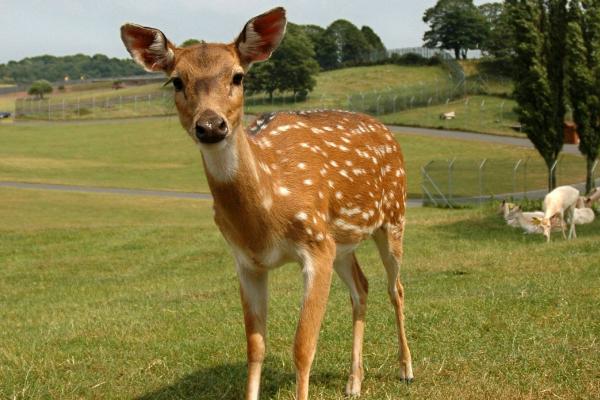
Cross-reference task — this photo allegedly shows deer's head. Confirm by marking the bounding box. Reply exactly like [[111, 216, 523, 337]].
[[120, 7, 286, 147]]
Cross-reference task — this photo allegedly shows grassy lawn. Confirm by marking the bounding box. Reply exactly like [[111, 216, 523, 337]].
[[0, 188, 598, 399], [381, 95, 520, 137], [0, 117, 571, 199]]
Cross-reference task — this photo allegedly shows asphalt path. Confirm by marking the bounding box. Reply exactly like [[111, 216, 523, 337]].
[[0, 121, 583, 206]]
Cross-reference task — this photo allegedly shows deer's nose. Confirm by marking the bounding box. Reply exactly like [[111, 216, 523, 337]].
[[195, 111, 229, 144]]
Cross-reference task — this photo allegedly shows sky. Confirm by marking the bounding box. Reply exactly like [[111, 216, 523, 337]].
[[0, 0, 490, 64]]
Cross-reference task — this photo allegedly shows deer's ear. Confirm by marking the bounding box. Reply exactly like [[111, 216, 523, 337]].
[[121, 23, 175, 72], [235, 7, 287, 67]]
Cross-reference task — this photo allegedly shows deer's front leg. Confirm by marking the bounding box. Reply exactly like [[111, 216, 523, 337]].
[[237, 264, 268, 400], [294, 244, 335, 400]]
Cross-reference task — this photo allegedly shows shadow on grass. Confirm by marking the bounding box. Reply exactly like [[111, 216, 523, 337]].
[[434, 211, 545, 244], [136, 362, 344, 400]]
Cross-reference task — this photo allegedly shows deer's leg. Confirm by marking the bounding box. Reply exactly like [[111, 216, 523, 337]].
[[294, 243, 335, 400], [567, 207, 577, 239], [373, 224, 413, 383], [236, 265, 268, 400], [334, 251, 369, 396]]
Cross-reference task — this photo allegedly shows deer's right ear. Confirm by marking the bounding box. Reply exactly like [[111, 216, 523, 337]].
[[120, 23, 175, 73], [235, 7, 287, 67]]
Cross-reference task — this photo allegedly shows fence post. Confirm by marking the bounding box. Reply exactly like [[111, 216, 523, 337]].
[[48, 100, 51, 120], [448, 157, 456, 203], [376, 95, 382, 115], [592, 160, 599, 187], [62, 99, 65, 120], [512, 159, 522, 197], [523, 157, 530, 199], [77, 97, 80, 118], [479, 158, 488, 206]]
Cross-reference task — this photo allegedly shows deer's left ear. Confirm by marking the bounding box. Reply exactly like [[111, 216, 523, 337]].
[[121, 23, 176, 73], [235, 7, 287, 67]]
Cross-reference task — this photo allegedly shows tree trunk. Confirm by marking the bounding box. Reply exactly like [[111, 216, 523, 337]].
[[586, 157, 596, 194], [548, 164, 557, 191], [454, 48, 460, 60]]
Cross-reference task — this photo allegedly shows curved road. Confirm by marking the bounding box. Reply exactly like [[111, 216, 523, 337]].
[[0, 123, 582, 207]]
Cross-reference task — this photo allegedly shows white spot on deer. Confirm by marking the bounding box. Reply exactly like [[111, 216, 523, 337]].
[[259, 162, 271, 175], [324, 140, 337, 148], [262, 195, 273, 210], [323, 126, 334, 132], [320, 168, 327, 176], [372, 157, 378, 164], [395, 201, 400, 209], [353, 168, 366, 176], [318, 191, 324, 199], [341, 137, 351, 144], [297, 121, 308, 128], [303, 179, 313, 186], [330, 160, 338, 167], [328, 180, 335, 188], [339, 145, 349, 152], [297, 163, 306, 170], [311, 127, 325, 134], [316, 233, 324, 241], [295, 211, 308, 221], [312, 216, 317, 224], [340, 207, 362, 216], [300, 143, 310, 148], [269, 130, 281, 136], [345, 160, 353, 166], [336, 124, 345, 130], [362, 212, 370, 220], [395, 169, 402, 177], [335, 191, 343, 199], [277, 186, 290, 196], [278, 125, 291, 132], [339, 170, 351, 179], [306, 227, 313, 235]]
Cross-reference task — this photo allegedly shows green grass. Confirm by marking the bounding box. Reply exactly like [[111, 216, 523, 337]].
[[0, 117, 573, 198], [245, 65, 453, 114], [0, 188, 598, 399], [381, 95, 520, 137]]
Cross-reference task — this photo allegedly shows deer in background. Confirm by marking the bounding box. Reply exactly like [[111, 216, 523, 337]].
[[121, 7, 412, 399]]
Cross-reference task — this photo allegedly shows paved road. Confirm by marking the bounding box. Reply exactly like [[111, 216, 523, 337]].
[[388, 125, 581, 155], [0, 121, 581, 206], [0, 181, 424, 208]]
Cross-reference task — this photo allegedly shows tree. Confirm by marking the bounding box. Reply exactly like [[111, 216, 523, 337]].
[[361, 26, 387, 61], [245, 23, 319, 100], [508, 0, 569, 190], [423, 0, 490, 59], [181, 39, 201, 47], [28, 80, 53, 99], [565, 0, 600, 193], [301, 24, 339, 70], [325, 20, 373, 67], [479, 2, 514, 59]]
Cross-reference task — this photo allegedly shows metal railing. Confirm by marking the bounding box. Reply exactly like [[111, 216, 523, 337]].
[[421, 157, 600, 207]]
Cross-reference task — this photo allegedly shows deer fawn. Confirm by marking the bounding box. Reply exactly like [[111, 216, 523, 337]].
[[121, 7, 412, 399]]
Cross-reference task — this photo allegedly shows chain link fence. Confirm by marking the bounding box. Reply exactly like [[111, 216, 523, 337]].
[[14, 90, 174, 120], [422, 157, 600, 207]]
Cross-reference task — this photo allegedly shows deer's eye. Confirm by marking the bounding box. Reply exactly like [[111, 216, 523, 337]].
[[172, 77, 184, 91], [232, 73, 244, 86]]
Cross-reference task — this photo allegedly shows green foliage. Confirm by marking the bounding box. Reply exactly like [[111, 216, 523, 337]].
[[566, 0, 600, 193], [0, 54, 145, 84], [27, 80, 53, 99], [508, 0, 569, 190], [478, 2, 514, 59], [423, 0, 490, 60], [325, 19, 375, 67], [245, 23, 319, 99], [360, 26, 387, 61], [180, 39, 201, 47]]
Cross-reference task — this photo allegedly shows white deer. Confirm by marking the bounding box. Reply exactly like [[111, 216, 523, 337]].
[[541, 186, 580, 242], [121, 7, 412, 400]]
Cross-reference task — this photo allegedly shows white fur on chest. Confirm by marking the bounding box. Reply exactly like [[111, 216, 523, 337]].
[[229, 239, 298, 270]]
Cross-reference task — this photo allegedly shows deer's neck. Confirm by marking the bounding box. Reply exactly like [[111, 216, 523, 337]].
[[201, 125, 275, 251]]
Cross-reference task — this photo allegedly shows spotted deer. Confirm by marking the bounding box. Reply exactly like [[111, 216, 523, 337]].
[[121, 7, 412, 399]]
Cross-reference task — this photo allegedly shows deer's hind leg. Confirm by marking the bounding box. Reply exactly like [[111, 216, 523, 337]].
[[334, 249, 369, 396], [373, 223, 413, 382]]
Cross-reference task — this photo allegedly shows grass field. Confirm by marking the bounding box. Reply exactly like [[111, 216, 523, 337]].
[[0, 187, 598, 399], [381, 95, 520, 137], [0, 117, 580, 199]]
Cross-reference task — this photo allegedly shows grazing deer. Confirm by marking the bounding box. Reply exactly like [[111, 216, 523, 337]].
[[121, 7, 412, 399]]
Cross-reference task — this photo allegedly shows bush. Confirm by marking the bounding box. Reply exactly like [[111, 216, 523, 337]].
[[28, 80, 53, 99]]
